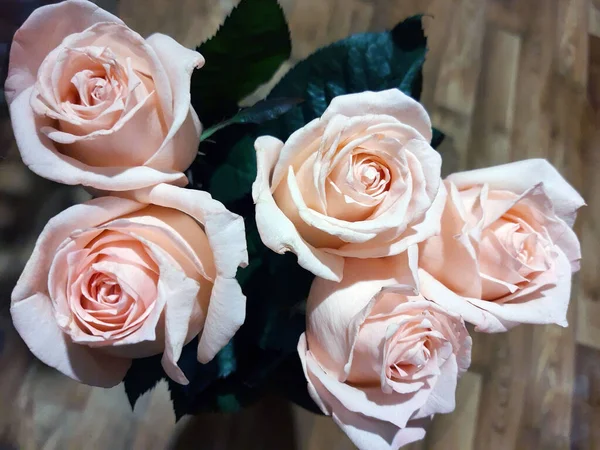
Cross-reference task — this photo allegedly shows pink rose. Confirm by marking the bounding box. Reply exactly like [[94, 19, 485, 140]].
[[11, 184, 248, 387], [299, 250, 472, 450], [419, 159, 584, 332], [5, 0, 204, 191], [253, 89, 446, 281]]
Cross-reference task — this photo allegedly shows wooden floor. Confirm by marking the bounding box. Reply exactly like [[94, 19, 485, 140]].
[[1, 0, 599, 448]]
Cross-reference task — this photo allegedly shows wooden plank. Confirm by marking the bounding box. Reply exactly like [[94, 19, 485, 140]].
[[293, 405, 356, 450], [432, 0, 486, 116], [486, 0, 533, 34], [427, 371, 482, 450], [556, 0, 588, 89], [431, 0, 486, 169], [473, 326, 532, 450], [510, 0, 558, 160], [119, 0, 236, 48], [421, 0, 460, 109], [515, 320, 576, 449], [369, 0, 433, 30], [590, 2, 600, 37], [571, 344, 600, 450], [468, 27, 521, 168], [288, 0, 337, 60], [576, 35, 600, 351]]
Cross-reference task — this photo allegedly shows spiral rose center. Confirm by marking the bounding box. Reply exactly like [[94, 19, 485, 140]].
[[59, 47, 128, 117], [352, 154, 391, 196], [63, 230, 160, 340], [384, 313, 440, 382]]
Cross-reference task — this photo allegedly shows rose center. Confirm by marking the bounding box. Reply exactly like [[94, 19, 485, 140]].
[[61, 47, 127, 112], [352, 154, 391, 196]]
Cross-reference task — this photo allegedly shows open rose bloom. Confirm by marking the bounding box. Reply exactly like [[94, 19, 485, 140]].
[[419, 159, 584, 332], [253, 89, 446, 281], [299, 250, 472, 450], [10, 184, 247, 387], [5, 0, 203, 191]]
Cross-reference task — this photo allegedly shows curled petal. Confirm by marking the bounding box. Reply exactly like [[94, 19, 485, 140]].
[[11, 293, 130, 387], [123, 183, 248, 363], [321, 89, 432, 143], [9, 88, 189, 190], [447, 159, 585, 228], [253, 136, 344, 281], [5, 0, 123, 103]]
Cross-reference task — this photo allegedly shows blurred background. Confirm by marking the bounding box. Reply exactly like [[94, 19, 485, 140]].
[[0, 0, 599, 448]]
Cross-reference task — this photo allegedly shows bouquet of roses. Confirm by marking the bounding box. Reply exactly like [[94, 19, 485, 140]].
[[5, 1, 584, 448]]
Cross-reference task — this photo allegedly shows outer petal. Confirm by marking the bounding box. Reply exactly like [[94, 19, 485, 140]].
[[11, 293, 131, 387], [12, 196, 144, 303], [419, 182, 483, 299], [158, 249, 202, 384], [419, 269, 507, 333], [306, 354, 430, 429], [253, 136, 344, 281], [466, 248, 572, 330], [306, 250, 419, 377], [298, 338, 426, 450], [270, 117, 324, 191], [4, 0, 123, 103], [123, 183, 248, 363], [447, 159, 585, 227], [9, 88, 189, 190], [144, 33, 204, 173], [321, 89, 433, 143]]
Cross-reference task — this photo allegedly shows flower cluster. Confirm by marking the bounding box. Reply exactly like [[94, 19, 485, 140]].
[[258, 89, 583, 448], [6, 1, 583, 449]]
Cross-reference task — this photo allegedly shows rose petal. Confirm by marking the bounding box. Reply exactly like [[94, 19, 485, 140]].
[[307, 250, 419, 378], [5, 0, 123, 103], [144, 33, 204, 173], [160, 257, 202, 385], [11, 293, 130, 388], [121, 183, 248, 363], [197, 277, 245, 363], [327, 180, 447, 258], [305, 350, 430, 430], [418, 269, 506, 332], [9, 87, 189, 190], [419, 182, 483, 298], [12, 197, 143, 304], [447, 159, 585, 228], [466, 247, 572, 329], [253, 136, 344, 281], [125, 183, 247, 279], [271, 118, 324, 190], [321, 89, 432, 143]]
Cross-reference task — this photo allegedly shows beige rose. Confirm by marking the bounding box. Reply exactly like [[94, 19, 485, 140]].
[[11, 184, 248, 387], [419, 159, 584, 332], [5, 0, 203, 191], [299, 250, 472, 450], [253, 89, 445, 281]]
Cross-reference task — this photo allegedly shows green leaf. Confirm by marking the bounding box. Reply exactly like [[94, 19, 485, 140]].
[[123, 354, 165, 409], [200, 97, 303, 141], [431, 127, 445, 149], [261, 15, 427, 141], [191, 0, 291, 126], [208, 135, 257, 205]]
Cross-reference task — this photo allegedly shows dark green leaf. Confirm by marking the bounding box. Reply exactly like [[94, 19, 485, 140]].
[[200, 98, 303, 141], [431, 127, 445, 149], [209, 135, 257, 204], [191, 0, 291, 126], [261, 15, 427, 141], [123, 354, 165, 409]]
